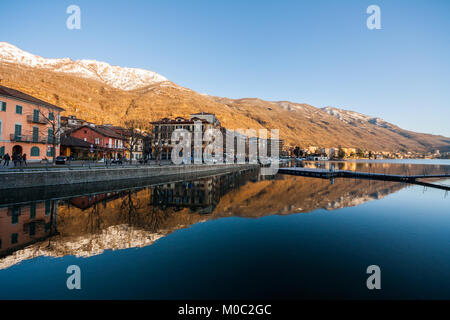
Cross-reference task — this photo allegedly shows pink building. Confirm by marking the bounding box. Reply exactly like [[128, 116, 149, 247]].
[[0, 85, 64, 162]]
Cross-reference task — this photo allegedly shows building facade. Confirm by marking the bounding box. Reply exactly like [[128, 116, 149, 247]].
[[151, 113, 222, 160], [67, 125, 126, 160], [0, 201, 57, 257], [0, 85, 64, 162]]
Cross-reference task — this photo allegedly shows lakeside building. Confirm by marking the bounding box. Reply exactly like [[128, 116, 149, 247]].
[[108, 126, 148, 161], [60, 115, 89, 134], [151, 112, 285, 161], [65, 124, 126, 160], [0, 201, 57, 257], [60, 135, 93, 159], [151, 113, 222, 160], [0, 85, 64, 161]]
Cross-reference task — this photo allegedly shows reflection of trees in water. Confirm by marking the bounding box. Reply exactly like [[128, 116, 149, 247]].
[[119, 189, 143, 227], [147, 186, 171, 232], [42, 200, 59, 250], [85, 201, 103, 234]]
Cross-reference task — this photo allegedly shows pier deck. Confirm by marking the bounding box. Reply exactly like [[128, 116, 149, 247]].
[[278, 167, 450, 191]]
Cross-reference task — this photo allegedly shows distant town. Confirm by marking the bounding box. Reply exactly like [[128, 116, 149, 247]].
[[0, 84, 448, 167]]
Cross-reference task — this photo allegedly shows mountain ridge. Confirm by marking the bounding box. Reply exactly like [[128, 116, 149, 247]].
[[0, 42, 168, 90], [0, 42, 449, 153]]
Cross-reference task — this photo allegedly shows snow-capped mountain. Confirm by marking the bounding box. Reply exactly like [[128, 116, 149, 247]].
[[0, 42, 168, 90], [321, 106, 393, 129]]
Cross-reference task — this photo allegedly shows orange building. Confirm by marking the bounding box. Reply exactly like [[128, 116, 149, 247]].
[[0, 201, 57, 256], [0, 85, 64, 162]]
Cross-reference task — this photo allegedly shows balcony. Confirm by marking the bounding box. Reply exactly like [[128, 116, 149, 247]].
[[10, 134, 48, 144], [27, 115, 48, 125]]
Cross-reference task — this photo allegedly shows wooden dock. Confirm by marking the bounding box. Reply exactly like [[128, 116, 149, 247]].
[[278, 167, 450, 191]]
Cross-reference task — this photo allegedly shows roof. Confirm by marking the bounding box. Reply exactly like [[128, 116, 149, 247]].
[[151, 118, 208, 125], [0, 85, 64, 111], [60, 136, 92, 148], [70, 125, 125, 139], [190, 112, 215, 116], [110, 127, 147, 139]]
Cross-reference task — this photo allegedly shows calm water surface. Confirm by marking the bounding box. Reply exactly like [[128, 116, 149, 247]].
[[0, 161, 449, 299]]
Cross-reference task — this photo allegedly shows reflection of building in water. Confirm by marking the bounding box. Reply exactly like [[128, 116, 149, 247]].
[[0, 201, 57, 257], [152, 170, 256, 214], [68, 192, 123, 210], [4, 164, 434, 268]]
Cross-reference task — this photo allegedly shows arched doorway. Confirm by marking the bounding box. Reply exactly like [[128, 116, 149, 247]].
[[12, 145, 23, 155]]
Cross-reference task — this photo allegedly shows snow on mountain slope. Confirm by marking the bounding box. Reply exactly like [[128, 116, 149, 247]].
[[321, 106, 393, 129], [0, 42, 168, 90]]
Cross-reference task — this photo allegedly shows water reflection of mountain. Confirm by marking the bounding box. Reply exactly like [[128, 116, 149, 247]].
[[0, 170, 406, 269]]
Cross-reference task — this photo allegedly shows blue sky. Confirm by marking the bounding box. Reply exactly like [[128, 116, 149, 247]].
[[1, 0, 449, 136]]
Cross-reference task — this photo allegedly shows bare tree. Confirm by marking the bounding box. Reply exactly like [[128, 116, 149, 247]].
[[117, 119, 150, 164]]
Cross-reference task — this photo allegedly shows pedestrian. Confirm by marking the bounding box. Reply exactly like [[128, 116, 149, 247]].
[[3, 153, 10, 167], [22, 153, 27, 166], [18, 154, 23, 168], [12, 152, 18, 167]]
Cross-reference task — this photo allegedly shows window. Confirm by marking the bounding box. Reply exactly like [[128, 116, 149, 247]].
[[14, 124, 22, 140], [30, 146, 40, 157], [95, 138, 100, 145], [11, 233, 18, 244], [48, 112, 54, 121], [0, 147, 4, 157], [32, 127, 39, 143], [0, 101, 6, 111], [30, 203, 36, 219], [11, 207, 20, 224], [47, 128, 53, 143], [45, 201, 51, 215], [16, 105, 22, 114], [33, 109, 40, 122], [29, 223, 36, 236]]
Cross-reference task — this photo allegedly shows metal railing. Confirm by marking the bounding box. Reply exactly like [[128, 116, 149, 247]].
[[9, 134, 47, 144], [26, 115, 48, 125]]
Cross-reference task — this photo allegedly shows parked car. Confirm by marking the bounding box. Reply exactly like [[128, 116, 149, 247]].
[[111, 158, 123, 165], [55, 156, 67, 165]]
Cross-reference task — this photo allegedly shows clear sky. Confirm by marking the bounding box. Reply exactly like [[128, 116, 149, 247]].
[[1, 0, 449, 136]]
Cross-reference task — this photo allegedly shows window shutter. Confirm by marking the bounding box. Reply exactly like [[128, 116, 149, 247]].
[[31, 146, 40, 157], [47, 128, 53, 143], [30, 203, 36, 219], [15, 124, 22, 140], [33, 127, 39, 142], [33, 109, 40, 122]]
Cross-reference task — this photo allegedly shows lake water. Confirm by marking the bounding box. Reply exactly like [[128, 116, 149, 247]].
[[0, 161, 449, 299]]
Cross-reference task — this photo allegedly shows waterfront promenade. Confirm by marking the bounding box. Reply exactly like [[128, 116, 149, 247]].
[[0, 162, 258, 190]]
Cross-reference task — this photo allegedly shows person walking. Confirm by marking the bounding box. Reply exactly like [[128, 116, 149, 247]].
[[3, 153, 10, 167], [12, 152, 18, 167], [22, 153, 27, 166], [18, 154, 23, 169]]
